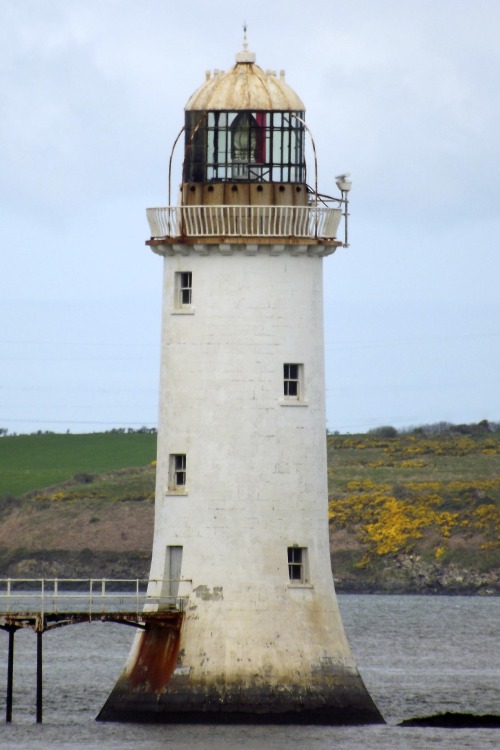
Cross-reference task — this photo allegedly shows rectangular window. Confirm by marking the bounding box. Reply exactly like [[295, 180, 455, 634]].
[[283, 363, 302, 399], [175, 272, 192, 308], [169, 454, 186, 490], [288, 546, 308, 583]]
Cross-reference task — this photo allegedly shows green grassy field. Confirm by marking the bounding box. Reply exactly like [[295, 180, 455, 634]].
[[0, 432, 157, 498]]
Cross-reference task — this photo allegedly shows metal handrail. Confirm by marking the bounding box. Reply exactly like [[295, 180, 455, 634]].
[[0, 578, 190, 617], [146, 204, 342, 241]]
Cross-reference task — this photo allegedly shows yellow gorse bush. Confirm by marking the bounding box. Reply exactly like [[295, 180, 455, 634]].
[[45, 491, 69, 501], [329, 476, 500, 564]]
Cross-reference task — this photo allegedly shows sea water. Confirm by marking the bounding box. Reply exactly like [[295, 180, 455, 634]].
[[0, 595, 498, 749]]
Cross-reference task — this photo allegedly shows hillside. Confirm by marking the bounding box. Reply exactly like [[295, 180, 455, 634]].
[[327, 430, 500, 593], [0, 428, 498, 593]]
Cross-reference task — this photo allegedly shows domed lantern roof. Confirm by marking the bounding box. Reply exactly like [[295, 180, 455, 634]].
[[185, 48, 305, 113]]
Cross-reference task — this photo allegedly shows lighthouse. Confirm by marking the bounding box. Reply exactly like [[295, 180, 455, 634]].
[[98, 38, 383, 724]]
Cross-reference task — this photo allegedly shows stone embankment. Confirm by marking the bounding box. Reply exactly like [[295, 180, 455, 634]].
[[332, 552, 500, 595]]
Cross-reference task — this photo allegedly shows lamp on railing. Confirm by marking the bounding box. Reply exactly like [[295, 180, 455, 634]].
[[335, 173, 352, 248]]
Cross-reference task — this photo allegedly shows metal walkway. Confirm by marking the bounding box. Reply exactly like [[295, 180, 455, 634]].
[[0, 578, 186, 723]]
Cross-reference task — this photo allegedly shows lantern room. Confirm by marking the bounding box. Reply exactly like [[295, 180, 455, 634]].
[[182, 39, 308, 208]]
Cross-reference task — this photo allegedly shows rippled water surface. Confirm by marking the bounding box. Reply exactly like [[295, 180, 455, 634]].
[[0, 595, 498, 749]]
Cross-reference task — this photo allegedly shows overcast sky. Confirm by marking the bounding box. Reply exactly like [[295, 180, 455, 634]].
[[1, 0, 499, 435]]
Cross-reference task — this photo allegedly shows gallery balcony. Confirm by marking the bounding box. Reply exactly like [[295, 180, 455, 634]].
[[146, 204, 343, 244]]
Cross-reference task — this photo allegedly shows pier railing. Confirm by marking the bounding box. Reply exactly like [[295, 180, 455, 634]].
[[0, 578, 189, 617], [146, 204, 342, 241]]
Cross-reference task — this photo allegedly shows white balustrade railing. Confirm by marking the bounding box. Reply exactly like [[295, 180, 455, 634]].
[[146, 205, 342, 240], [0, 578, 189, 617]]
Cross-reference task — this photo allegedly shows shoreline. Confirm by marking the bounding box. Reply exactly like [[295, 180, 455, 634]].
[[0, 549, 497, 596]]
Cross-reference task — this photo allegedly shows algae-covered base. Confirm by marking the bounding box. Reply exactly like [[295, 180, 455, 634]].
[[97, 674, 384, 725]]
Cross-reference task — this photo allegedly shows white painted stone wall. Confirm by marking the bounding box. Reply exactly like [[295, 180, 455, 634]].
[[147, 242, 357, 684]]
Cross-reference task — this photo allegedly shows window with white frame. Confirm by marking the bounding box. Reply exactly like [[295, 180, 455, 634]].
[[175, 271, 192, 308], [169, 454, 186, 491], [283, 363, 302, 399], [287, 546, 308, 583]]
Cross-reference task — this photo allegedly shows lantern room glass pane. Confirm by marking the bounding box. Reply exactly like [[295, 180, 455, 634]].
[[184, 110, 306, 184]]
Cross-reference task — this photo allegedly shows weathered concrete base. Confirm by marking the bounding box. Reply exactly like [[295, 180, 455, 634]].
[[97, 623, 384, 725]]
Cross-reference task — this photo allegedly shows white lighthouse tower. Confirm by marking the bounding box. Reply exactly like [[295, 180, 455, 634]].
[[99, 39, 383, 724]]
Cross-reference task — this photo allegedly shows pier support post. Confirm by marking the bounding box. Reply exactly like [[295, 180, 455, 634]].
[[6, 627, 15, 723], [36, 630, 43, 724]]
